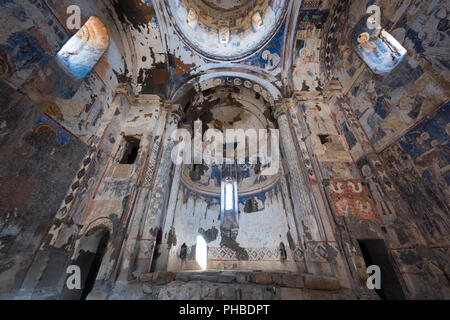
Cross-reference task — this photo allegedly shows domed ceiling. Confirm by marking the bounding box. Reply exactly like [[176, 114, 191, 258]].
[[163, 0, 289, 60]]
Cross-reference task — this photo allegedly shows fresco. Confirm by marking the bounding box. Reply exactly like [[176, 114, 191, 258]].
[[379, 102, 449, 245], [292, 8, 330, 92], [165, 0, 288, 59], [243, 23, 284, 71], [331, 0, 449, 151], [328, 179, 381, 223], [395, 0, 450, 80]]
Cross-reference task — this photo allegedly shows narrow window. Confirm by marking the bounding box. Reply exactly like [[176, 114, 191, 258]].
[[224, 182, 234, 211], [120, 136, 141, 165], [221, 177, 237, 214]]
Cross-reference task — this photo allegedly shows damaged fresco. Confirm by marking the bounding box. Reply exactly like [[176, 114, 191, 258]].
[[0, 0, 448, 302]]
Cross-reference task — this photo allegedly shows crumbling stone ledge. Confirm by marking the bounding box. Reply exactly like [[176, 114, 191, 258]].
[[139, 271, 340, 291]]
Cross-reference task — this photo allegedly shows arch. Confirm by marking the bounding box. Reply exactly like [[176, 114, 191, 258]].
[[170, 70, 284, 107], [57, 16, 110, 82], [80, 217, 114, 239]]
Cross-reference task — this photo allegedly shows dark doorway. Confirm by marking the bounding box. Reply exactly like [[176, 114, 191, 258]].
[[120, 136, 141, 164], [358, 239, 405, 300], [80, 232, 110, 300], [61, 230, 110, 300], [150, 229, 163, 272]]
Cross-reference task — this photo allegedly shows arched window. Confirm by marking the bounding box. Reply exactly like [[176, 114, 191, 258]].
[[221, 176, 238, 216], [353, 15, 407, 75], [57, 16, 109, 82]]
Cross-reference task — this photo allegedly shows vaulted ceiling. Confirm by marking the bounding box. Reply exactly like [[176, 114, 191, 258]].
[[111, 0, 336, 105]]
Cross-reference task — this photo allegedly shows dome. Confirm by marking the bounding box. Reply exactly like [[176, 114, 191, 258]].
[[164, 0, 289, 60]]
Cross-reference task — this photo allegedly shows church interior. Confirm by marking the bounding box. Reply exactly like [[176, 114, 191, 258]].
[[0, 0, 448, 300]]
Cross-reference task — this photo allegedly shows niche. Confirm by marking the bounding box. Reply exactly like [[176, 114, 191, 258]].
[[318, 134, 330, 145], [119, 136, 141, 165]]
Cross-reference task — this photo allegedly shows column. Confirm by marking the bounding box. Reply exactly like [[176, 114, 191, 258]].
[[273, 99, 325, 275], [115, 103, 167, 282], [153, 153, 183, 272], [133, 104, 183, 276]]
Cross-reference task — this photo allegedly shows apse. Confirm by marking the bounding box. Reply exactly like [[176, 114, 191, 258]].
[[166, 86, 292, 272]]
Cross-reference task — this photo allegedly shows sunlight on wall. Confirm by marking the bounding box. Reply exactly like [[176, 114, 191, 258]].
[[196, 235, 208, 271]]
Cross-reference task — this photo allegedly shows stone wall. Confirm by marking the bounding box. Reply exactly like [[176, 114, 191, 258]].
[[325, 0, 449, 299], [0, 0, 129, 296]]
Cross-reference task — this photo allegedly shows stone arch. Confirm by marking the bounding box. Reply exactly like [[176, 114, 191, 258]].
[[80, 217, 114, 239], [170, 70, 284, 108], [57, 16, 110, 82]]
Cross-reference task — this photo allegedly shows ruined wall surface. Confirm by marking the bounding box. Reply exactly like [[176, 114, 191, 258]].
[[0, 0, 129, 295], [167, 182, 300, 272], [324, 0, 449, 298], [292, 0, 331, 92], [111, 0, 166, 96], [332, 0, 448, 153], [165, 87, 302, 273], [0, 79, 86, 294]]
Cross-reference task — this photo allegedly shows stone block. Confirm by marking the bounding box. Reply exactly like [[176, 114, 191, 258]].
[[304, 275, 340, 291], [272, 273, 305, 288], [215, 286, 237, 300], [236, 273, 250, 284], [175, 273, 190, 282], [281, 287, 304, 300], [151, 272, 176, 285], [190, 275, 218, 282], [139, 273, 153, 282], [303, 290, 336, 300], [142, 283, 154, 295], [252, 272, 273, 285], [217, 274, 235, 283]]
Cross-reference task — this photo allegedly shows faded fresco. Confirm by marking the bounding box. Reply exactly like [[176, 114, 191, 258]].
[[0, 0, 448, 301], [167, 0, 288, 59]]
